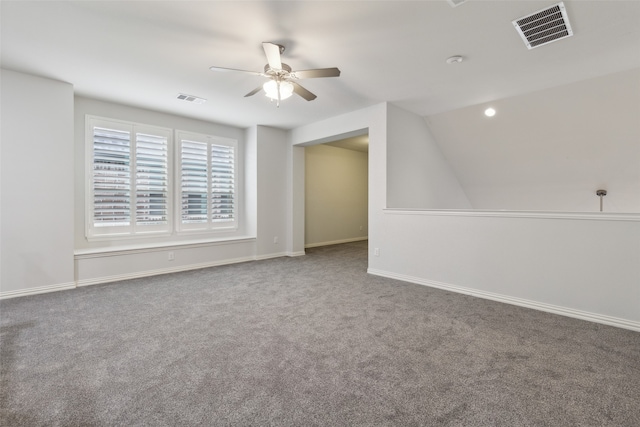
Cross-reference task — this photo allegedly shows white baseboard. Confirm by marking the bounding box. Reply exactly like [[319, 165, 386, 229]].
[[0, 282, 77, 300], [287, 251, 306, 257], [255, 252, 289, 261], [6, 251, 304, 298], [77, 256, 255, 287], [305, 237, 368, 249], [368, 268, 640, 332]]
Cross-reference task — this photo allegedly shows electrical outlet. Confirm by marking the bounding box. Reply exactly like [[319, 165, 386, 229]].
[[374, 248, 379, 256], [360, 225, 363, 231], [273, 236, 278, 244], [168, 251, 174, 261]]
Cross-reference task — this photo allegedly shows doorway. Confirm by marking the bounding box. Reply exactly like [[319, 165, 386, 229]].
[[304, 134, 369, 249]]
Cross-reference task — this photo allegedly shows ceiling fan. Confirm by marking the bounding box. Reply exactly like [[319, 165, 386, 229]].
[[209, 42, 340, 106]]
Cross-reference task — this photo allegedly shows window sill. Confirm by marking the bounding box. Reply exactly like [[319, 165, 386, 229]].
[[74, 236, 256, 259]]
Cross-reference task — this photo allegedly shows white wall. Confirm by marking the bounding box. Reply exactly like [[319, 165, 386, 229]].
[[289, 145, 306, 256], [290, 101, 640, 331], [1, 69, 75, 297], [73, 99, 294, 285], [371, 211, 640, 329], [426, 68, 640, 212], [387, 104, 471, 209], [72, 97, 255, 285], [289, 105, 384, 256], [305, 144, 368, 247], [4, 70, 638, 330], [254, 125, 290, 259], [291, 103, 387, 269], [74, 96, 249, 251]]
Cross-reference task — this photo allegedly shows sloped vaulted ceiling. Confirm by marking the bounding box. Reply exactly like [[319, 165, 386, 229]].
[[426, 68, 640, 213]]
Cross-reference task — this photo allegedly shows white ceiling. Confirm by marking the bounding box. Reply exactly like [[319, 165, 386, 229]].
[[2, 0, 640, 130], [326, 135, 369, 153]]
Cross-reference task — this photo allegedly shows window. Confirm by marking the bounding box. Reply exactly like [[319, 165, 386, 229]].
[[177, 131, 238, 232], [86, 116, 239, 240], [87, 117, 171, 238]]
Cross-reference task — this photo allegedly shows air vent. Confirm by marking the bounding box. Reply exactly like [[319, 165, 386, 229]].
[[177, 93, 206, 104], [513, 2, 573, 49]]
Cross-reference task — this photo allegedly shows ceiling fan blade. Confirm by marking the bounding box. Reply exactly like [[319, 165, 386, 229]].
[[290, 68, 341, 79], [209, 66, 263, 76], [244, 86, 263, 97], [262, 42, 283, 71], [291, 82, 317, 101]]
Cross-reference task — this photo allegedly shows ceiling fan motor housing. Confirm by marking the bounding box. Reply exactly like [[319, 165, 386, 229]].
[[264, 63, 292, 75]]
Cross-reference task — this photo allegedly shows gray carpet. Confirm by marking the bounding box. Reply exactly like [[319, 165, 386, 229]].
[[1, 241, 639, 426]]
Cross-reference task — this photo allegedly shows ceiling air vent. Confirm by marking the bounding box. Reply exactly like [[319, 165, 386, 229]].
[[177, 93, 206, 104], [513, 2, 573, 49]]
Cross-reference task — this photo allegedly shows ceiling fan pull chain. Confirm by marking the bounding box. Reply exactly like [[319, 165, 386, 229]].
[[277, 80, 281, 108]]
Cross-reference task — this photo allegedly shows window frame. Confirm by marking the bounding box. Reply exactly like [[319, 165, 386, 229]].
[[85, 116, 173, 240], [175, 130, 239, 234]]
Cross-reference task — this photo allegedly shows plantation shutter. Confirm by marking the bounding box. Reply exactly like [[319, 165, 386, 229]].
[[177, 132, 237, 231], [211, 143, 235, 222], [88, 117, 172, 238], [180, 140, 209, 223], [136, 132, 169, 225], [92, 126, 131, 227]]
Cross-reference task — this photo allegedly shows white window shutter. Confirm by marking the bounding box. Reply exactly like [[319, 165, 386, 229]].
[[177, 132, 237, 231], [88, 117, 172, 239], [87, 117, 237, 240], [180, 140, 209, 224], [92, 126, 131, 227], [135, 132, 169, 225], [210, 143, 235, 222]]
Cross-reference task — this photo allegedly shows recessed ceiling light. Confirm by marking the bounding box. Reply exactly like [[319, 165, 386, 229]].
[[484, 107, 496, 117], [446, 55, 464, 64]]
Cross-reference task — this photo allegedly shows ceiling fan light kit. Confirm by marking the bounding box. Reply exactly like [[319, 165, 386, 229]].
[[210, 42, 340, 107], [264, 80, 294, 101]]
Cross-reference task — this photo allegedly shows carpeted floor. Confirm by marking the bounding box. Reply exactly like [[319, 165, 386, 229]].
[[1, 241, 639, 426]]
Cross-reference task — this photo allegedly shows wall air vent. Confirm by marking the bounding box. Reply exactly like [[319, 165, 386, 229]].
[[177, 93, 207, 104], [513, 2, 573, 49]]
